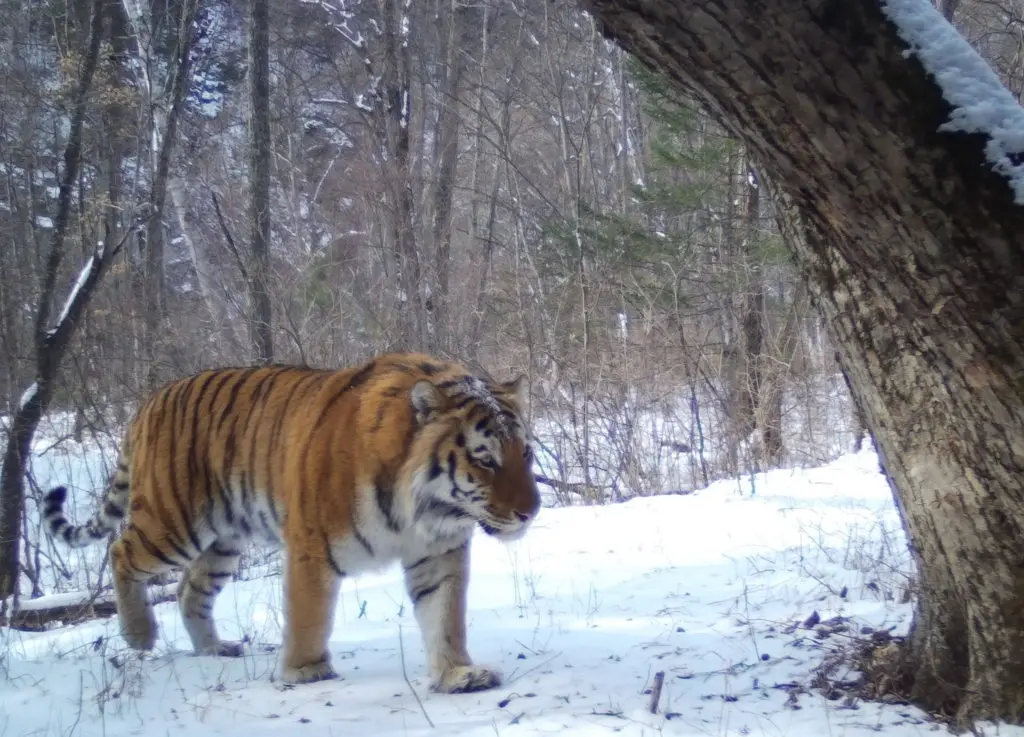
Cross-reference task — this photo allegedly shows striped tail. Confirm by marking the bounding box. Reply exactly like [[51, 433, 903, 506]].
[[44, 457, 130, 548]]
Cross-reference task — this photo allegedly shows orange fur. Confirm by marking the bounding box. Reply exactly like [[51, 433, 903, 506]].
[[44, 352, 541, 691]]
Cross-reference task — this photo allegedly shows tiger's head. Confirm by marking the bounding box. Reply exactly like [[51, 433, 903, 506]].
[[402, 373, 541, 543]]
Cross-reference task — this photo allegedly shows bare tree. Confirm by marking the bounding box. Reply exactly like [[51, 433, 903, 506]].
[[585, 0, 1024, 724], [247, 0, 274, 362], [0, 0, 124, 598], [120, 0, 202, 386]]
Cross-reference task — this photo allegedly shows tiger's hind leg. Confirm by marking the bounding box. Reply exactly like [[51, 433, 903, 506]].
[[110, 527, 181, 651], [178, 539, 245, 657]]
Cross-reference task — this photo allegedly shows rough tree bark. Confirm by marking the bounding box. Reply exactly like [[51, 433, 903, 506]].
[[583, 0, 1024, 726], [247, 0, 274, 363]]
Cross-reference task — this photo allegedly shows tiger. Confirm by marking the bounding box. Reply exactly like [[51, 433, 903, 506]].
[[42, 351, 541, 693]]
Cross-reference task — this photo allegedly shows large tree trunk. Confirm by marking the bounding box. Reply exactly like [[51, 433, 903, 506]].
[[247, 0, 274, 363], [428, 0, 473, 352], [583, 0, 1024, 726]]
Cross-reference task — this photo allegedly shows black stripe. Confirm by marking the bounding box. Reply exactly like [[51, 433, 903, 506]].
[[152, 379, 179, 430], [43, 498, 65, 516], [418, 362, 442, 375], [324, 533, 346, 577], [371, 403, 387, 433], [145, 419, 195, 561], [375, 481, 400, 533], [258, 510, 277, 539], [121, 538, 159, 576], [168, 380, 204, 554], [426, 432, 448, 480], [352, 524, 374, 556], [446, 451, 458, 483], [210, 541, 240, 557], [245, 369, 282, 493], [181, 373, 213, 507], [297, 369, 366, 526], [242, 368, 280, 428], [219, 484, 235, 526], [240, 483, 253, 525], [208, 570, 233, 579], [104, 501, 125, 519], [266, 372, 317, 493], [308, 361, 376, 438], [404, 556, 430, 571], [416, 498, 470, 521], [188, 580, 215, 597], [172, 377, 204, 553], [133, 526, 181, 567], [217, 368, 261, 434], [220, 401, 241, 531], [411, 574, 454, 605], [200, 371, 237, 535]]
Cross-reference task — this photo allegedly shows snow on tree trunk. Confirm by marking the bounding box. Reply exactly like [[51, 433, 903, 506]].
[[583, 0, 1024, 725]]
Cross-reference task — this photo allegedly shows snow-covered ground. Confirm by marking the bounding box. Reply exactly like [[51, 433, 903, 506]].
[[4, 444, 1019, 737]]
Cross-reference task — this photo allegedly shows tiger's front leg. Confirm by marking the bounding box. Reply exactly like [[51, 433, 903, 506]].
[[281, 548, 342, 684], [402, 541, 502, 693]]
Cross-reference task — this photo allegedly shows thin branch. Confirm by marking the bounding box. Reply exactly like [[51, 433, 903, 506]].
[[398, 624, 435, 729], [211, 191, 248, 280]]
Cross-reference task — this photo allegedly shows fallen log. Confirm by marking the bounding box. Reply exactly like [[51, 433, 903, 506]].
[[2, 584, 177, 632]]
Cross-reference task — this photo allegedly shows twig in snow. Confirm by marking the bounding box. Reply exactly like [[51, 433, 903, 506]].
[[398, 624, 434, 728], [741, 583, 762, 661], [648, 670, 665, 714], [505, 651, 563, 685]]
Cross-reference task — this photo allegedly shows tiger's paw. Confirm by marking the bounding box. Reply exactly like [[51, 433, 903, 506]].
[[120, 611, 157, 651], [432, 664, 503, 694], [281, 656, 338, 685]]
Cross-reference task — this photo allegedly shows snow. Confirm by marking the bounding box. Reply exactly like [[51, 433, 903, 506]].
[[18, 381, 39, 410], [882, 0, 1024, 203], [47, 247, 102, 336], [6, 443, 1021, 736]]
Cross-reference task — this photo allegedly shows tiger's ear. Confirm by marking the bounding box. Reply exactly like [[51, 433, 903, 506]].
[[499, 374, 528, 407], [411, 380, 445, 425]]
